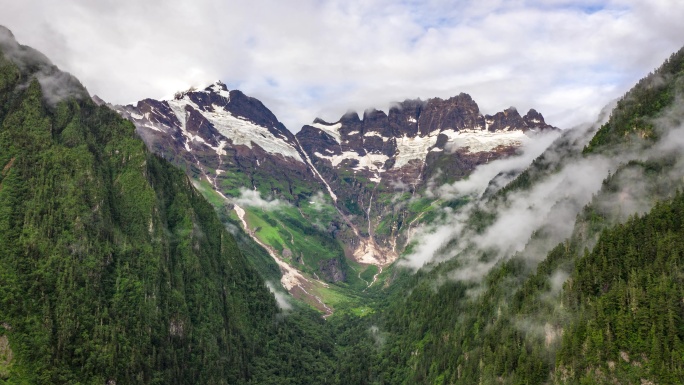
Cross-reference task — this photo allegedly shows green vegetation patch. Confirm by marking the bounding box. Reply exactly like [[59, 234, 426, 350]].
[[359, 265, 378, 283], [243, 205, 346, 274]]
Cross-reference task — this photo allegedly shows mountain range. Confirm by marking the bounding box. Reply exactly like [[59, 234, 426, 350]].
[[112, 80, 558, 311], [2, 24, 684, 384]]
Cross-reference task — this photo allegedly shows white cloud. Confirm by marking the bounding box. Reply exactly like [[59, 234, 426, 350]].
[[437, 131, 561, 199], [307, 191, 328, 212], [266, 281, 292, 311], [233, 187, 288, 210], [401, 87, 684, 279], [398, 219, 464, 270], [398, 109, 609, 271], [1, 0, 683, 132], [471, 155, 613, 256]]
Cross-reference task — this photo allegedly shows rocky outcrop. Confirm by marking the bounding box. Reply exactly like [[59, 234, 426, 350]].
[[485, 107, 556, 132], [296, 95, 556, 190], [318, 259, 346, 283]]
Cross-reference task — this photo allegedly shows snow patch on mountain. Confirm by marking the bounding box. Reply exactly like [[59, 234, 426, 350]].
[[441, 129, 528, 153], [393, 133, 440, 169], [207, 81, 231, 99], [310, 122, 342, 143], [364, 131, 390, 141], [167, 96, 303, 162], [314, 151, 389, 174], [142, 122, 163, 132]]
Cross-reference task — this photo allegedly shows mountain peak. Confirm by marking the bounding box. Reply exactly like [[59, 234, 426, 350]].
[[504, 106, 519, 114], [389, 98, 426, 112], [91, 95, 106, 106], [173, 80, 230, 100], [362, 108, 389, 121], [522, 108, 554, 130], [204, 80, 229, 95], [0, 25, 14, 40], [340, 111, 362, 123], [312, 117, 333, 125]]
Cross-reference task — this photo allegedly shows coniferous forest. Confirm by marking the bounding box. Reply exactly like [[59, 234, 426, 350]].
[[2, 26, 684, 385], [0, 33, 340, 385]]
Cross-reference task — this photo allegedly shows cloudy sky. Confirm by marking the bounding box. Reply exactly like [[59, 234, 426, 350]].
[[1, 0, 683, 132]]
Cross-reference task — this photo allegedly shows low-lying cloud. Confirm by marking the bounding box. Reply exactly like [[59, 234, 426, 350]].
[[266, 281, 292, 311], [307, 191, 328, 212], [402, 83, 684, 283], [233, 187, 289, 210], [0, 26, 86, 105], [399, 122, 599, 271], [472, 155, 613, 257], [437, 131, 561, 200]]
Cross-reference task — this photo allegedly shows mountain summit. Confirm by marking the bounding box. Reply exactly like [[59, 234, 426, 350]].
[[114, 81, 320, 198]]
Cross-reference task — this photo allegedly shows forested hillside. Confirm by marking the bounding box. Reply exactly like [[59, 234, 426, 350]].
[[360, 47, 684, 384], [0, 29, 271, 384], [0, 27, 347, 385]]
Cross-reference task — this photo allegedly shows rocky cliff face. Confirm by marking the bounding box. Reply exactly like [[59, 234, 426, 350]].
[[295, 94, 557, 263], [297, 94, 554, 188], [113, 83, 349, 306], [115, 82, 322, 203]]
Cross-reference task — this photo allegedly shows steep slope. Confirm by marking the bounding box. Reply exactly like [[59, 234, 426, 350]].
[[115, 81, 318, 200], [0, 26, 270, 384], [296, 96, 557, 266], [113, 85, 357, 313], [556, 191, 684, 383], [0, 26, 343, 385]]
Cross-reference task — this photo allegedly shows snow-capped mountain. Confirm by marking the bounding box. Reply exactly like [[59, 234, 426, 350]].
[[114, 81, 322, 201], [112, 82, 557, 304], [295, 94, 557, 263], [296, 94, 555, 190], [120, 81, 301, 160]]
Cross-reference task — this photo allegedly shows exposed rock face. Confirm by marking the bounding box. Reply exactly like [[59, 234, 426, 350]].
[[114, 82, 322, 203], [113, 83, 346, 297], [318, 259, 346, 283], [296, 94, 555, 189], [485, 107, 556, 132], [294, 95, 557, 258]]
